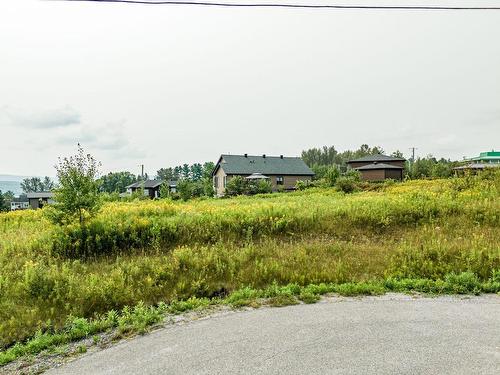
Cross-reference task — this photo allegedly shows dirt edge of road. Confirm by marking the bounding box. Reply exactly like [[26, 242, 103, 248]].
[[3, 293, 499, 374]]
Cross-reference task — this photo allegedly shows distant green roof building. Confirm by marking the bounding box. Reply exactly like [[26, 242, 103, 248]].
[[469, 151, 500, 164]]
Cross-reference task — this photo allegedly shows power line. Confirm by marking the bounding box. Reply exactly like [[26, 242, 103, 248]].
[[56, 0, 500, 11]]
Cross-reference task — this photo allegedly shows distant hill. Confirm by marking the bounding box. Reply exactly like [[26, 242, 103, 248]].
[[0, 181, 22, 196], [0, 175, 56, 196], [0, 174, 28, 182], [0, 175, 29, 196]]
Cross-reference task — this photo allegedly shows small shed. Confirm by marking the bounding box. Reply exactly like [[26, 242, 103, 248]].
[[26, 192, 54, 209], [354, 162, 404, 181], [125, 180, 177, 199], [347, 154, 406, 181]]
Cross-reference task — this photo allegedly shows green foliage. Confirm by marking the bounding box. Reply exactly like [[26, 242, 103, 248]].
[[335, 176, 359, 193], [48, 145, 102, 225], [295, 180, 313, 191], [298, 290, 320, 304], [225, 176, 247, 196], [302, 144, 385, 168], [20, 177, 55, 194], [177, 180, 193, 201], [156, 167, 175, 181], [157, 162, 214, 182], [117, 302, 163, 334], [225, 177, 273, 196], [97, 171, 136, 193], [311, 165, 330, 179], [159, 181, 172, 199], [0, 175, 499, 359], [0, 191, 7, 212], [2, 272, 499, 366], [407, 156, 458, 179], [247, 179, 272, 195], [174, 178, 213, 201], [324, 166, 340, 187]]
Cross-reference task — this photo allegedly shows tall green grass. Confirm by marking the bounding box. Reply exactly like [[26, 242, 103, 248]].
[[0, 173, 499, 354]]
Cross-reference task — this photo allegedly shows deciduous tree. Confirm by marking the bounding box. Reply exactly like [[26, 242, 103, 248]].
[[48, 145, 102, 225]]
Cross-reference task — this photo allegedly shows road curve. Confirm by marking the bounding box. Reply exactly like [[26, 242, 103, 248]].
[[48, 294, 500, 375]]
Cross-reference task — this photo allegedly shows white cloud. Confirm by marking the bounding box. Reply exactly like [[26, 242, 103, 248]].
[[56, 120, 146, 158], [1, 105, 81, 129]]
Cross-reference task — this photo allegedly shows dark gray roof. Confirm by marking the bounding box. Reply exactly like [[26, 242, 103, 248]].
[[213, 154, 314, 176], [126, 180, 165, 189], [355, 163, 404, 170], [348, 154, 406, 163], [26, 192, 54, 199]]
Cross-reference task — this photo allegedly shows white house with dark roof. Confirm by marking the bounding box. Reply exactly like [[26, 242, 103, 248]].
[[212, 154, 314, 196]]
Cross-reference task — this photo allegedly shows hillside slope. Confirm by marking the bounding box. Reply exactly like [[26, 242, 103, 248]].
[[0, 174, 499, 350]]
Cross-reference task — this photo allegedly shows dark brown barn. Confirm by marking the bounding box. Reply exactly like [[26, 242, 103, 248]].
[[347, 154, 406, 181]]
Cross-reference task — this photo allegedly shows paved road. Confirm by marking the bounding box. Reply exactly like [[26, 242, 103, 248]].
[[48, 294, 500, 375]]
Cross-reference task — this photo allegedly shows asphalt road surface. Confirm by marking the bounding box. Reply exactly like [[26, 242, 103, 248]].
[[48, 294, 500, 375]]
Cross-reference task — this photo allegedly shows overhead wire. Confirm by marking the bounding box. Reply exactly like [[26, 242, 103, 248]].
[[54, 0, 500, 11]]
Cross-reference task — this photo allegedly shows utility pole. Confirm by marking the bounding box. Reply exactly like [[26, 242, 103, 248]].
[[409, 147, 417, 163], [409, 147, 417, 175], [138, 164, 144, 180]]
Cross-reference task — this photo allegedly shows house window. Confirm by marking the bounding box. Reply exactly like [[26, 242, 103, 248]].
[[276, 176, 284, 185], [223, 176, 227, 188], [213, 176, 219, 188]]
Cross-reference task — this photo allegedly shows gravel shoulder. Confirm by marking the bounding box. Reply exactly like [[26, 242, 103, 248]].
[[21, 293, 498, 375]]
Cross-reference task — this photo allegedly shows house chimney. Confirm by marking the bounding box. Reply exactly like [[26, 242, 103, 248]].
[[263, 154, 266, 158], [280, 155, 283, 159], [244, 153, 248, 158]]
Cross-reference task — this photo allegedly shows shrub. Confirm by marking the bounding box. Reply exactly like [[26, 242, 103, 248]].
[[225, 176, 247, 196], [335, 176, 359, 193], [295, 180, 312, 191], [324, 166, 340, 187]]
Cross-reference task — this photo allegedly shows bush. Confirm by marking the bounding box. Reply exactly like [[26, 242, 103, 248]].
[[226, 177, 272, 196], [295, 180, 312, 191], [324, 166, 340, 187], [335, 176, 359, 193], [225, 176, 247, 196]]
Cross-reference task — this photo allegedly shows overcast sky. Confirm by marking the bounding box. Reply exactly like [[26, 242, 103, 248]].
[[1, 0, 499, 177]]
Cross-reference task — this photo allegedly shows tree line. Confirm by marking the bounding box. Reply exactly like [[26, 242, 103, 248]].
[[95, 162, 216, 200], [301, 144, 459, 179]]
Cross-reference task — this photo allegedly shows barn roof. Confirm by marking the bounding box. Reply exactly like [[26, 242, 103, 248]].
[[126, 180, 171, 189], [26, 192, 54, 199]]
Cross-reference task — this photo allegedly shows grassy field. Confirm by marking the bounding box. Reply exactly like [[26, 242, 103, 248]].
[[0, 173, 499, 362]]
